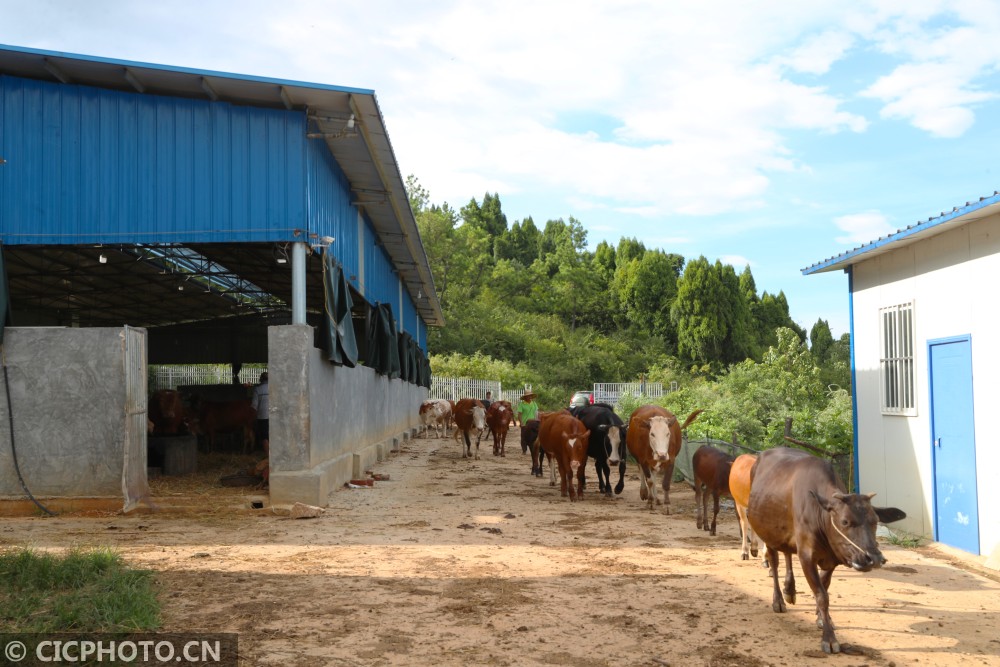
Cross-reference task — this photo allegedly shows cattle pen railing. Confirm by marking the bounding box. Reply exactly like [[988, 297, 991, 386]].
[[149, 364, 267, 392]]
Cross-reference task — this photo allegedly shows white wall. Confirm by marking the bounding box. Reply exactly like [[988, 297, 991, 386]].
[[852, 211, 1000, 557]]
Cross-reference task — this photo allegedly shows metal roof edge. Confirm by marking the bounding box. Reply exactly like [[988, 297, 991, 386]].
[[0, 43, 375, 96], [802, 190, 1000, 275]]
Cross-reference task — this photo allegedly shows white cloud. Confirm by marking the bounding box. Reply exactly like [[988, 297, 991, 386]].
[[833, 212, 897, 245], [720, 255, 753, 268]]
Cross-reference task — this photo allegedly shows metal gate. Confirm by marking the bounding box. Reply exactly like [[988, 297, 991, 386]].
[[122, 326, 149, 512]]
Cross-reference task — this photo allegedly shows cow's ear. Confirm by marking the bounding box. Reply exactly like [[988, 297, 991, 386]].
[[874, 506, 906, 524], [641, 419, 651, 429], [811, 490, 835, 512]]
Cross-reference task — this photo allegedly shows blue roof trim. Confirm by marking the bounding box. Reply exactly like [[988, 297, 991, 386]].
[[0, 43, 375, 96], [802, 190, 1000, 275]]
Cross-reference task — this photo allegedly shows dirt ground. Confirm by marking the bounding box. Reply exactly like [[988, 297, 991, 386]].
[[3, 425, 1000, 667]]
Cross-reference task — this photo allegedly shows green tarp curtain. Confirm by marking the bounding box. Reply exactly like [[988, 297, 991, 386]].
[[322, 251, 359, 367], [367, 302, 401, 379]]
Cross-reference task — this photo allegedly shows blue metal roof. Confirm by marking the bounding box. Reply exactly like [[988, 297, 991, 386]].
[[802, 190, 1000, 275], [0, 43, 443, 326]]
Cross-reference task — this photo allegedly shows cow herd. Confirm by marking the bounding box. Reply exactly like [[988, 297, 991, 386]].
[[416, 397, 907, 655]]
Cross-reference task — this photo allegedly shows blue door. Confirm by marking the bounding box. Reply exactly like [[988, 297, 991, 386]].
[[929, 336, 980, 554]]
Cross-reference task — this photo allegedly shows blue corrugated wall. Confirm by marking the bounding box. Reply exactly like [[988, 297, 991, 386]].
[[1, 75, 307, 244], [306, 139, 359, 280]]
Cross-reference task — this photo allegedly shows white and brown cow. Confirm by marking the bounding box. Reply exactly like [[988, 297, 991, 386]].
[[418, 399, 453, 439], [453, 398, 487, 459], [626, 405, 703, 513]]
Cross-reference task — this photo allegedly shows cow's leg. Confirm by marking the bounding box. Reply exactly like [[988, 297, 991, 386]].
[[531, 441, 542, 476], [557, 460, 568, 497], [576, 460, 586, 498], [614, 459, 626, 495], [548, 453, 557, 487], [767, 547, 787, 613], [695, 483, 705, 530], [710, 489, 720, 536], [462, 430, 471, 458], [798, 555, 839, 654], [660, 461, 676, 514], [782, 552, 797, 604], [474, 430, 482, 460], [735, 502, 751, 560]]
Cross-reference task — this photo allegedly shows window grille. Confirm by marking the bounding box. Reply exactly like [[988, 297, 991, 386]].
[[879, 302, 916, 415]]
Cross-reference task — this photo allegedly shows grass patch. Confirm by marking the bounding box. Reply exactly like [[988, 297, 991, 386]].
[[0, 547, 161, 632], [885, 531, 923, 549]]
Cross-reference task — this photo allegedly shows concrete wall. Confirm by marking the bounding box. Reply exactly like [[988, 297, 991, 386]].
[[267, 325, 426, 505], [0, 327, 140, 503], [852, 209, 1000, 558]]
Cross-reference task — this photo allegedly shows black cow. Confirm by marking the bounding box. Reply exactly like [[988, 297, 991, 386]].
[[572, 403, 627, 496], [747, 447, 906, 654]]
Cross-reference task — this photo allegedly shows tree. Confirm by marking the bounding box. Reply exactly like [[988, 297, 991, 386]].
[[495, 217, 541, 267], [809, 319, 835, 362], [461, 192, 508, 241], [671, 256, 729, 366], [613, 250, 682, 344], [616, 237, 646, 265]]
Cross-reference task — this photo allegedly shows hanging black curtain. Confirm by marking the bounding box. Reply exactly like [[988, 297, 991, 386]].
[[366, 302, 401, 378], [397, 331, 415, 382], [0, 246, 10, 344], [322, 251, 359, 367]]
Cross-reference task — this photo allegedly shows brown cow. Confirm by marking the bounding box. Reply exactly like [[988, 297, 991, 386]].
[[747, 447, 906, 654], [149, 389, 187, 436], [486, 400, 514, 457], [529, 410, 571, 478], [692, 444, 734, 536], [537, 412, 591, 501], [452, 398, 487, 459], [729, 453, 761, 562], [626, 405, 703, 513], [188, 398, 257, 454]]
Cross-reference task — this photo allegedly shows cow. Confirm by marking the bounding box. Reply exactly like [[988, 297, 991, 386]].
[[572, 403, 627, 496], [485, 400, 514, 457], [626, 405, 703, 513], [419, 399, 452, 439], [148, 389, 187, 436], [729, 453, 762, 562], [692, 444, 735, 536], [187, 398, 257, 454], [747, 447, 906, 654], [537, 412, 591, 501], [452, 398, 487, 459], [529, 410, 571, 477]]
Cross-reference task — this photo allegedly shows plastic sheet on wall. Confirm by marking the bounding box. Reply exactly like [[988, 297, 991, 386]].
[[367, 302, 401, 379], [323, 252, 359, 367]]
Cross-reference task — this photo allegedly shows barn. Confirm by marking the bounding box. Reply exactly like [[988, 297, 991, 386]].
[[0, 44, 443, 510], [804, 190, 1000, 562]]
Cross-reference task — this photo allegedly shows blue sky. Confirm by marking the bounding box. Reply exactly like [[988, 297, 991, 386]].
[[3, 1, 1000, 338]]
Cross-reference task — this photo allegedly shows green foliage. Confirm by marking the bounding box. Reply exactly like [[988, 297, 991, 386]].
[[0, 547, 160, 632]]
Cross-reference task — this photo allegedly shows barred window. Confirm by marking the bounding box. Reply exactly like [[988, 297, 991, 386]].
[[880, 302, 916, 415]]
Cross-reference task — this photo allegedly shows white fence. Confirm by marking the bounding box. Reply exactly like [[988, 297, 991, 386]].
[[429, 377, 533, 405], [593, 381, 673, 407], [149, 365, 267, 392]]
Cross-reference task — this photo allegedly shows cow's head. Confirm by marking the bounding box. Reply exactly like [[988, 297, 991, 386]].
[[471, 406, 487, 431], [565, 428, 591, 476], [642, 415, 677, 466], [598, 424, 627, 464], [813, 491, 890, 572]]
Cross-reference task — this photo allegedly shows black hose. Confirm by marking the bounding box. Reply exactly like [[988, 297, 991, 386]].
[[2, 351, 56, 516]]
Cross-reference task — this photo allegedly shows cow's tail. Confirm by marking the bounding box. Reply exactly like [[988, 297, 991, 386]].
[[681, 408, 704, 431]]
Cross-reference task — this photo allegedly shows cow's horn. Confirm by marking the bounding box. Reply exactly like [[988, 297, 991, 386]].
[[865, 492, 877, 500]]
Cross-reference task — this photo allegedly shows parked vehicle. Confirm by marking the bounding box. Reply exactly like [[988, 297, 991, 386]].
[[569, 390, 594, 408]]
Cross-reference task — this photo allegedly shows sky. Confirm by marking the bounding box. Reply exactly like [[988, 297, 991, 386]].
[[3, 1, 1000, 338]]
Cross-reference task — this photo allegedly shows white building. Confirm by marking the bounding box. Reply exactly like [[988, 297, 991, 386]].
[[804, 191, 1000, 560]]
